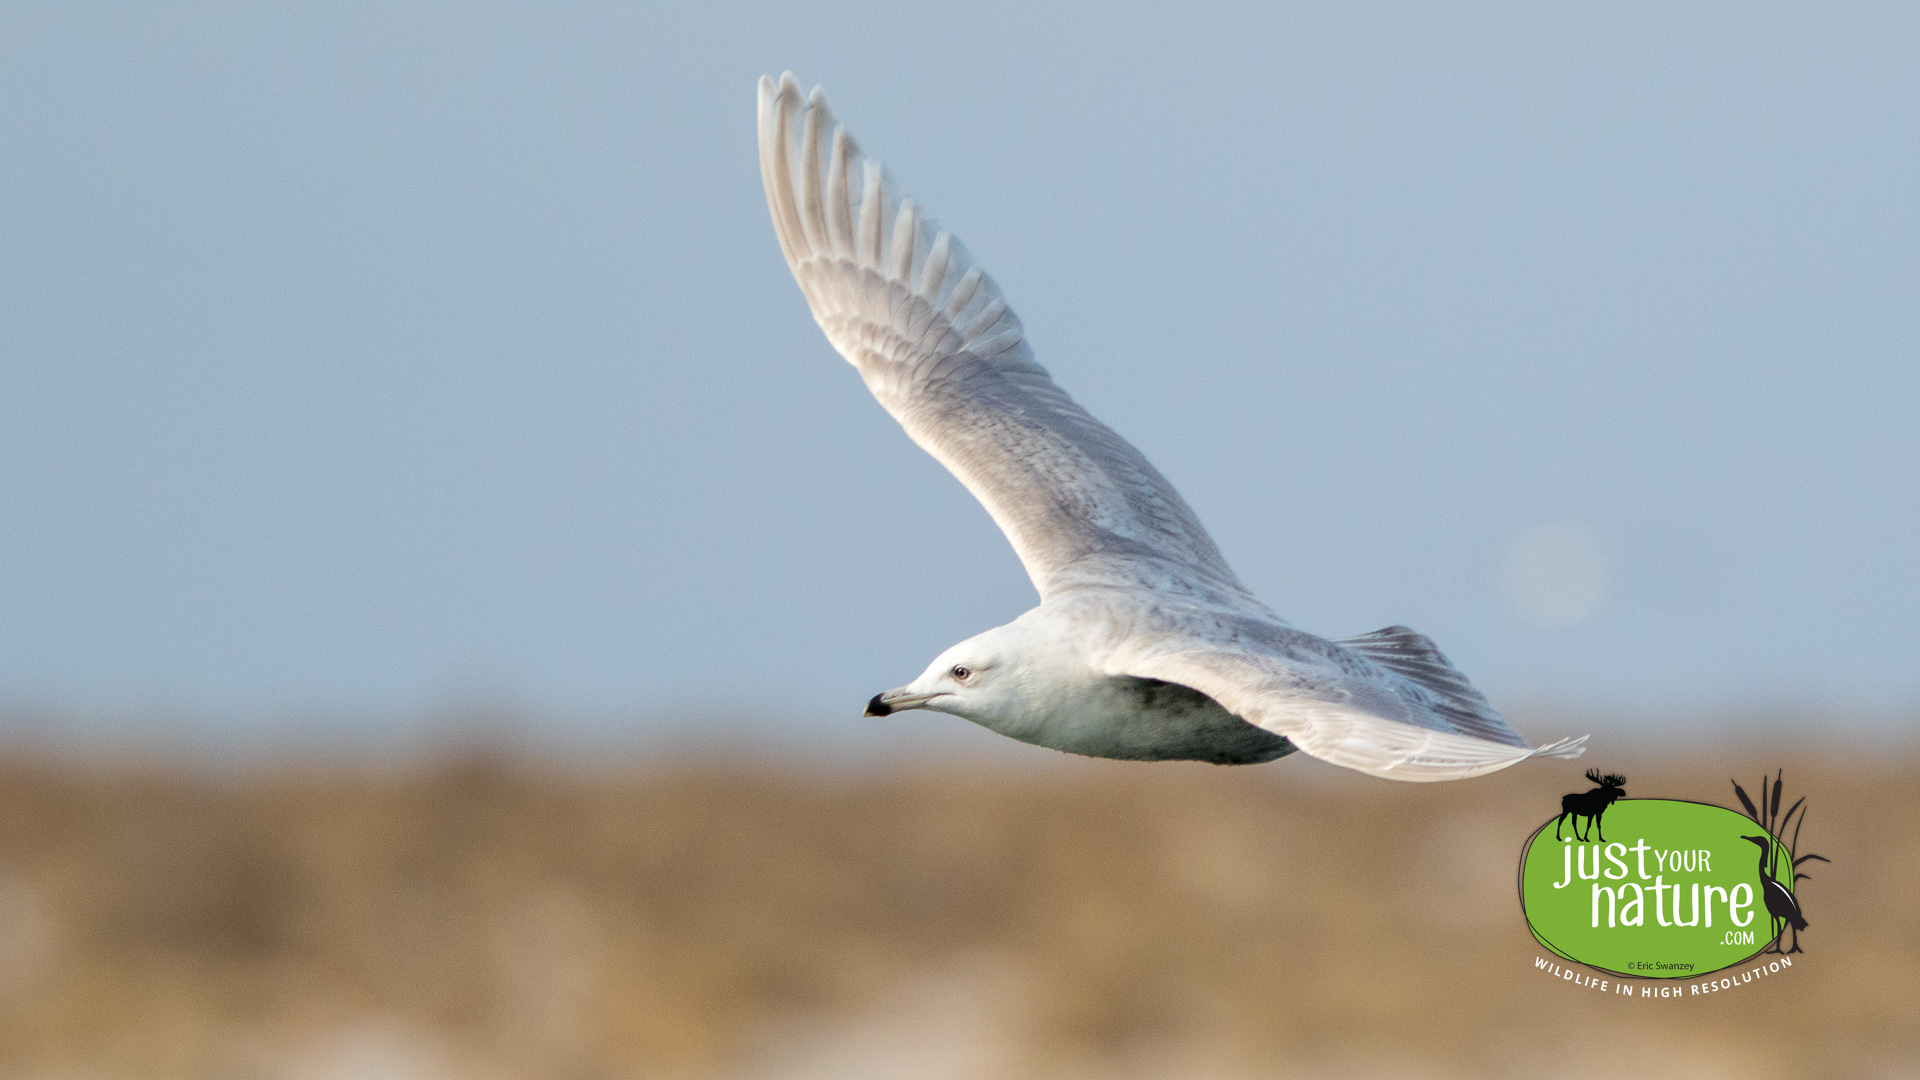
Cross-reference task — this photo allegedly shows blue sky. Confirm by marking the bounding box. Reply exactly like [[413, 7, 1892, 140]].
[[3, 3, 1915, 738]]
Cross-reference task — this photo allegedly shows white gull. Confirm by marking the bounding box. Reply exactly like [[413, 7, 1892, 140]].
[[757, 73, 1586, 781]]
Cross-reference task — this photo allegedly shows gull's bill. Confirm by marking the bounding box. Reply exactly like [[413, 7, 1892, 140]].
[[864, 688, 946, 717]]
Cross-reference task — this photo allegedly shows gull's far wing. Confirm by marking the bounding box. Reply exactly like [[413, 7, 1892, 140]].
[[758, 73, 1245, 601], [1105, 628, 1587, 782]]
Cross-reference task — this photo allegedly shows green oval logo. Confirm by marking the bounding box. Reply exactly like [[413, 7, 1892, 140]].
[[1519, 799, 1795, 978]]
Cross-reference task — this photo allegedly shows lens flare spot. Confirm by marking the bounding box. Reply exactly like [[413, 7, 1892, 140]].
[[1500, 523, 1610, 627]]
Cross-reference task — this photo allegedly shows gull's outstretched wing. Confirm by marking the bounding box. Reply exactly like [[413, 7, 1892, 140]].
[[758, 73, 1246, 602], [1105, 623, 1587, 782]]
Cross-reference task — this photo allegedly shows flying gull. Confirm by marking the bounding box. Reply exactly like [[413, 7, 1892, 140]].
[[757, 73, 1586, 781]]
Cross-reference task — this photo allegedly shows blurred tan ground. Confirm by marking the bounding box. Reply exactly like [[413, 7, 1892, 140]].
[[0, 735, 1912, 1079]]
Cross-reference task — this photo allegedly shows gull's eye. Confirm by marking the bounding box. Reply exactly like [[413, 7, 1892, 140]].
[[949, 665, 972, 682]]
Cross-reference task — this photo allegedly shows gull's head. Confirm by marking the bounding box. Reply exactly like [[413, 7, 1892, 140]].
[[864, 623, 1033, 723]]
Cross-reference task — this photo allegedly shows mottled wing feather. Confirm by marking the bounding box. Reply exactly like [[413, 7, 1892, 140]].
[[1335, 625, 1529, 748], [757, 73, 1245, 600], [1105, 637, 1586, 782]]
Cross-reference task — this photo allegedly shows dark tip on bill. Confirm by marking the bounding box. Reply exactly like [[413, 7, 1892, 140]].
[[864, 693, 892, 717]]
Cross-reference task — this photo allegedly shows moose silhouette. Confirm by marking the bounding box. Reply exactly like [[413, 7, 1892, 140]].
[[1554, 769, 1626, 842]]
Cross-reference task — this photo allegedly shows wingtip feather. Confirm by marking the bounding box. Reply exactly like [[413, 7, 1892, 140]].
[[826, 126, 854, 257], [757, 76, 798, 267], [889, 199, 919, 280], [1531, 735, 1590, 760], [917, 232, 952, 299], [757, 71, 1030, 374], [798, 102, 829, 253], [852, 160, 881, 268]]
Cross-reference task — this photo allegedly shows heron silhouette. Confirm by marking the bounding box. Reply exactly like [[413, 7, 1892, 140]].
[[1741, 834, 1807, 954]]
